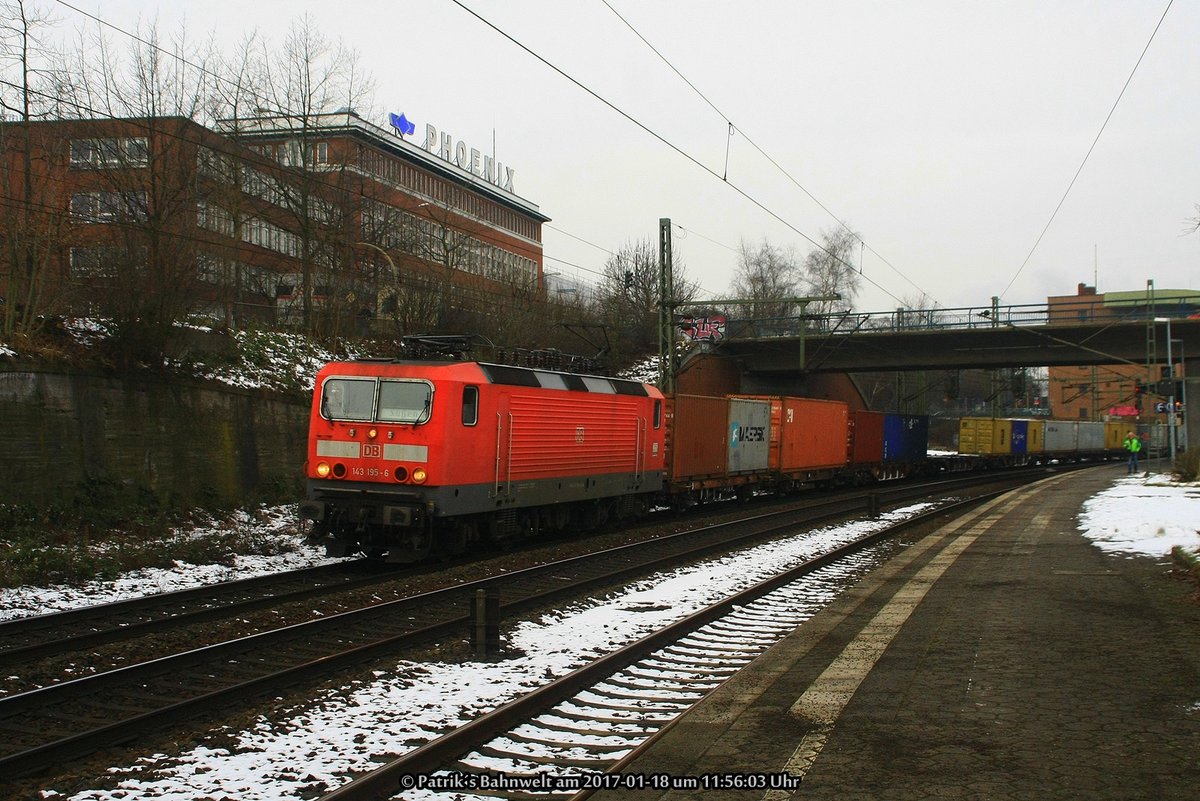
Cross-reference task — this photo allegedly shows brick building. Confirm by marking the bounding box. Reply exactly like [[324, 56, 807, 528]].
[[1, 110, 548, 335], [1047, 283, 1198, 421]]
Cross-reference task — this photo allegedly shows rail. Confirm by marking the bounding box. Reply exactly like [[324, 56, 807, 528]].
[[318, 479, 1054, 801]]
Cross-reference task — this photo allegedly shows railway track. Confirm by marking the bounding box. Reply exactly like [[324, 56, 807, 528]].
[[0, 468, 1066, 780], [0, 561, 400, 668], [0, 467, 1039, 680], [317, 484, 1027, 801]]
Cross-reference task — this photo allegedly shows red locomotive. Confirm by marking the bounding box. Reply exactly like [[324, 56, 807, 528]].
[[300, 360, 666, 561]]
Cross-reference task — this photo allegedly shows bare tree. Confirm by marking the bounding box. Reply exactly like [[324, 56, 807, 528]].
[[0, 0, 69, 336], [801, 226, 862, 320], [729, 237, 801, 323], [62, 17, 219, 366], [245, 15, 375, 337], [200, 31, 266, 330], [597, 237, 698, 368]]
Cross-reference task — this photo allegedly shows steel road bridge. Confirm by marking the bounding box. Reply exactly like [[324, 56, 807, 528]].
[[703, 299, 1200, 375]]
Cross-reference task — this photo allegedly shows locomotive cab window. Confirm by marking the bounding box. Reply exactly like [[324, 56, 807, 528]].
[[321, 378, 377, 421], [378, 380, 433, 424], [654, 399, 662, 429], [462, 386, 479, 426]]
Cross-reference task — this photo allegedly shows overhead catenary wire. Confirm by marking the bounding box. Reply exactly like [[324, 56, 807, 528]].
[[999, 0, 1174, 301], [598, 0, 937, 305], [446, 0, 909, 308]]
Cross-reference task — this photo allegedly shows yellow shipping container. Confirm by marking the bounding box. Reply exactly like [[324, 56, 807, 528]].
[[1023, 419, 1045, 453], [958, 417, 986, 454], [959, 417, 1013, 455], [1104, 421, 1128, 451]]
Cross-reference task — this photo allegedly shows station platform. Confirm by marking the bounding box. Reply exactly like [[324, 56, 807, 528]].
[[583, 467, 1200, 800]]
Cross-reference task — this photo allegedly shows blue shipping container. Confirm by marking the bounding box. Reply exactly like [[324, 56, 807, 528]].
[[1011, 419, 1029, 455], [883, 414, 929, 462]]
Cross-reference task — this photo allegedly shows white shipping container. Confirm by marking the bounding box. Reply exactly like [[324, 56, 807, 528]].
[[1044, 421, 1078, 452], [1077, 421, 1105, 451]]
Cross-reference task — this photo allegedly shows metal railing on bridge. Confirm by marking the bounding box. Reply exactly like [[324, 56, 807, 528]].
[[719, 294, 1199, 340]]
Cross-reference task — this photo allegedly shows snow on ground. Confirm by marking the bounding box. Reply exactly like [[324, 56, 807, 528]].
[[1078, 472, 1200, 558], [15, 472, 1199, 801], [0, 506, 336, 622], [45, 505, 933, 801]]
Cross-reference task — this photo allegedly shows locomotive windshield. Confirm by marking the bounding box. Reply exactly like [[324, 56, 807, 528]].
[[321, 378, 377, 421], [377, 380, 433, 424], [321, 377, 433, 424]]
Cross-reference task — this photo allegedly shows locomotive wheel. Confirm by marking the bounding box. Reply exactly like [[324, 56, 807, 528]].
[[571, 500, 608, 531], [437, 520, 473, 556], [543, 505, 571, 533]]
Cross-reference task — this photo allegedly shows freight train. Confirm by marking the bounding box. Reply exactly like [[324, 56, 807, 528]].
[[299, 359, 1123, 561]]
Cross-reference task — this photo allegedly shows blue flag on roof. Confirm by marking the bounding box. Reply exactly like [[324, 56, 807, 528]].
[[389, 113, 416, 137]]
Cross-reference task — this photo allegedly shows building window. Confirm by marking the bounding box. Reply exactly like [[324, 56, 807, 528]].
[[69, 137, 149, 169], [68, 247, 121, 278], [195, 253, 232, 285], [70, 191, 147, 222], [242, 216, 301, 258], [197, 201, 236, 236]]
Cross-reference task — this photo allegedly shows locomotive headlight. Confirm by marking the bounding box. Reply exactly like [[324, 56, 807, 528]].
[[411, 467, 428, 484], [367, 428, 378, 440], [315, 461, 331, 478]]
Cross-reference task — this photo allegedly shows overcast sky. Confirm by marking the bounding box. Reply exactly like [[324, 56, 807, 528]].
[[88, 1, 1199, 312]]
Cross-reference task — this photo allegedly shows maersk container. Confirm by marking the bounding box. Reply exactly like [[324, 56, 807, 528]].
[[882, 413, 929, 462], [668, 395, 729, 480], [727, 398, 772, 474], [1044, 421, 1078, 452], [1077, 421, 1105, 451], [735, 396, 784, 471]]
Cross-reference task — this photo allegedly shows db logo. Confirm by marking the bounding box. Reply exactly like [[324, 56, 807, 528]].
[[362, 444, 382, 458], [575, 426, 585, 443]]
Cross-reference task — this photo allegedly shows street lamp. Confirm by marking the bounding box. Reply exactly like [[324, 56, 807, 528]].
[[353, 241, 401, 327], [1154, 317, 1176, 463], [353, 241, 398, 278]]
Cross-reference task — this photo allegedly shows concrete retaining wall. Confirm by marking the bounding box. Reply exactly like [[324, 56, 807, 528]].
[[0, 368, 310, 509]]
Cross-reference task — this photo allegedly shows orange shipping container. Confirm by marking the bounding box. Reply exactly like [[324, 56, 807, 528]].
[[778, 397, 850, 471], [733, 396, 850, 472], [667, 395, 729, 481]]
